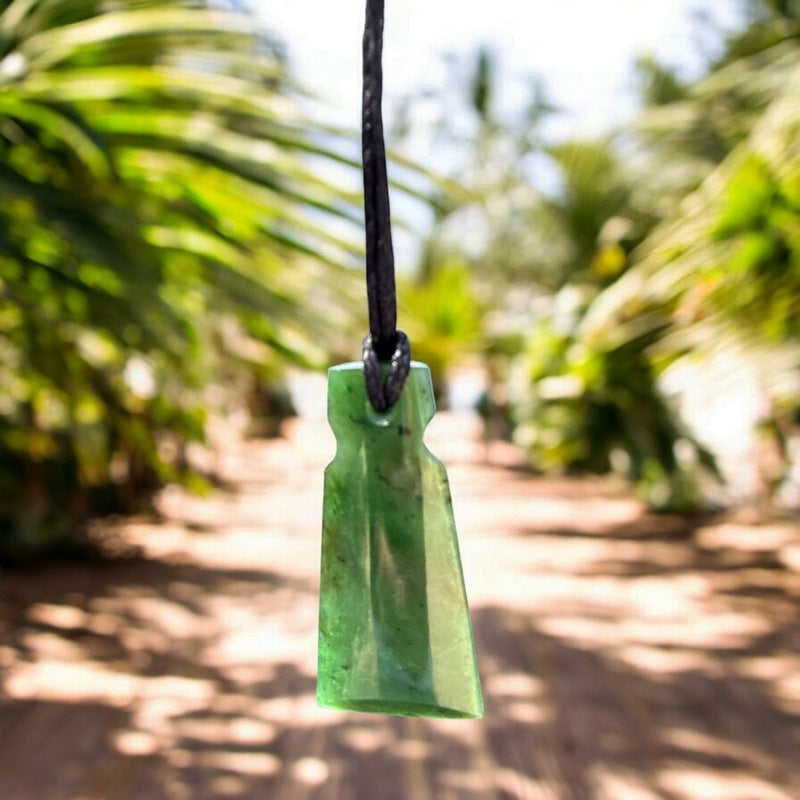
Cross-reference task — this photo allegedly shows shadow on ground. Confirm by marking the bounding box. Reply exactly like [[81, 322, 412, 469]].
[[1, 416, 799, 800]]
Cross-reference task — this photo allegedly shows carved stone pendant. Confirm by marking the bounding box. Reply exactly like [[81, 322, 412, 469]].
[[317, 362, 483, 718]]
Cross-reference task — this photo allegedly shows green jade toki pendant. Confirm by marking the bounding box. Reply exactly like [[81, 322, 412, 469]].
[[317, 361, 483, 718]]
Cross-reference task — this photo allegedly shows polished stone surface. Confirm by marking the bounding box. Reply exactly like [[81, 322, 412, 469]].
[[317, 362, 483, 718]]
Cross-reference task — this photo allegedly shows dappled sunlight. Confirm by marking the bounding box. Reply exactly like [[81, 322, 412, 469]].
[[492, 767, 552, 799], [696, 523, 798, 552], [5, 661, 142, 706], [484, 671, 545, 699], [1, 414, 799, 798], [337, 724, 393, 753], [193, 751, 281, 778], [113, 728, 162, 757], [658, 767, 794, 800], [27, 602, 90, 630], [1, 0, 798, 797], [291, 756, 331, 786], [590, 767, 662, 800], [613, 645, 714, 675], [773, 674, 800, 716]]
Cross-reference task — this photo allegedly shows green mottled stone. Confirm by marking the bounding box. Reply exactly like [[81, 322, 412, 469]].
[[317, 361, 483, 719]]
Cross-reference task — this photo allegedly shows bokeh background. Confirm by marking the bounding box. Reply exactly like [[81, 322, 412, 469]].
[[0, 1, 799, 798]]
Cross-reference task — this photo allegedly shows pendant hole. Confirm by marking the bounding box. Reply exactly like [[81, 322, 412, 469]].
[[365, 401, 395, 427]]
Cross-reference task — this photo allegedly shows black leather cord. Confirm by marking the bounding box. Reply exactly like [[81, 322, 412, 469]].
[[362, 331, 410, 413], [361, 0, 410, 411]]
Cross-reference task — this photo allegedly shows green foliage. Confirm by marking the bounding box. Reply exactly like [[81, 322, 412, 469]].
[[633, 55, 689, 107], [611, 58, 800, 349], [536, 140, 641, 288], [402, 5, 800, 508], [469, 46, 494, 126], [723, 0, 800, 61], [555, 13, 800, 504], [0, 0, 361, 561], [506, 288, 719, 510], [399, 262, 483, 399]]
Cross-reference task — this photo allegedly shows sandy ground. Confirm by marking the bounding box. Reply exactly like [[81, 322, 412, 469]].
[[1, 412, 799, 800]]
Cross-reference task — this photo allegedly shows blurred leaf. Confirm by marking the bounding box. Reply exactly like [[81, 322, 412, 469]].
[[0, 0, 374, 560]]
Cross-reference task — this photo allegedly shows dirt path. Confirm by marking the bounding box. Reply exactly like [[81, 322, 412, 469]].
[[1, 413, 799, 800]]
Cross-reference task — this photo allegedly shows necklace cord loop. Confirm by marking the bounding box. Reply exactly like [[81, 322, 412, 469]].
[[361, 0, 410, 410], [362, 330, 411, 412]]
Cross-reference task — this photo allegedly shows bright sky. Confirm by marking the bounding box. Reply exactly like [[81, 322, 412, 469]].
[[256, 0, 739, 136], [253, 1, 740, 271]]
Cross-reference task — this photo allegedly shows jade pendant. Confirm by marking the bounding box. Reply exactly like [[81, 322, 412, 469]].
[[317, 361, 483, 719]]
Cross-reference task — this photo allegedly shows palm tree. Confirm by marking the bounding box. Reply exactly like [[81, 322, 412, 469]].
[[472, 2, 800, 507], [0, 0, 364, 560], [575, 5, 800, 504]]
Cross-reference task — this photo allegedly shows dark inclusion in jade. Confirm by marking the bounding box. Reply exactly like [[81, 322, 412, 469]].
[[317, 361, 483, 719]]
